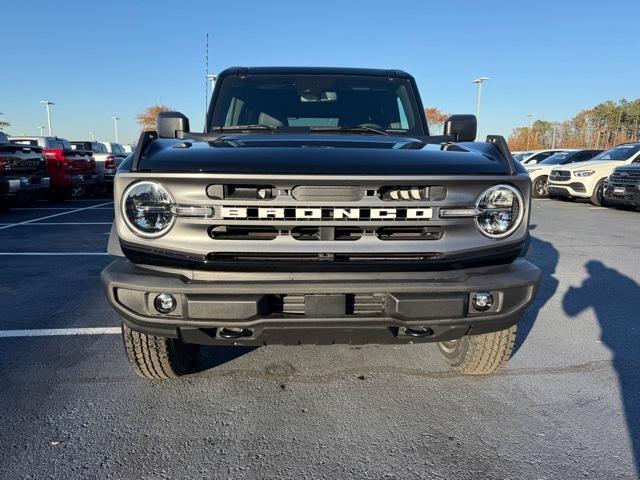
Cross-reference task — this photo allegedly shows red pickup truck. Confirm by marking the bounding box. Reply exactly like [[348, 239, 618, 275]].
[[10, 136, 98, 199]]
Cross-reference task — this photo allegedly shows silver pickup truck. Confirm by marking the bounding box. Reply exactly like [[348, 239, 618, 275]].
[[70, 141, 118, 194]]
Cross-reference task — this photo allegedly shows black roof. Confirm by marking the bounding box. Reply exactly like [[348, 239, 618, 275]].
[[217, 66, 414, 79]]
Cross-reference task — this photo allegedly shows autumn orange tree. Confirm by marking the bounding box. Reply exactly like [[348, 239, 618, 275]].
[[424, 107, 449, 134], [136, 104, 172, 131]]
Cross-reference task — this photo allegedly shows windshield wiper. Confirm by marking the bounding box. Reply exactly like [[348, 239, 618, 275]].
[[309, 125, 390, 136], [213, 124, 279, 132]]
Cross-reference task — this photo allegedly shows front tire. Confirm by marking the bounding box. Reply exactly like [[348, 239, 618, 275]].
[[532, 176, 549, 198], [70, 185, 87, 198], [121, 323, 199, 379], [438, 325, 516, 375], [590, 179, 606, 206]]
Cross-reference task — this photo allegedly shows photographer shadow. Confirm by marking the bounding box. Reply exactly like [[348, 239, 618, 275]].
[[563, 260, 640, 474]]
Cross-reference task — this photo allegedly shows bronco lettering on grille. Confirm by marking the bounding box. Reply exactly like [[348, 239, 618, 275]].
[[220, 206, 433, 220]]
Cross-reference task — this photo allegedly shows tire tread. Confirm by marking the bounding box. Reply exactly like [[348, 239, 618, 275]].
[[121, 323, 196, 379], [441, 325, 517, 375]]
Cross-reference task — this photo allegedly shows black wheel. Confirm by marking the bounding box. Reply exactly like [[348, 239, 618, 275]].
[[438, 325, 516, 375], [590, 179, 606, 207], [121, 322, 199, 379], [70, 185, 87, 198], [532, 176, 549, 198], [49, 188, 71, 201], [14, 191, 35, 206]]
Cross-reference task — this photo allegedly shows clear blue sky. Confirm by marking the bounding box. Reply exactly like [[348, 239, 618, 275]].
[[2, 0, 638, 144]]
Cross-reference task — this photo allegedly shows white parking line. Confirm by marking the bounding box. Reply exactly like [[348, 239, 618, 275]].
[[0, 327, 121, 338], [0, 252, 108, 256], [0, 222, 112, 226], [0, 202, 113, 231], [11, 207, 113, 210], [37, 198, 111, 203]]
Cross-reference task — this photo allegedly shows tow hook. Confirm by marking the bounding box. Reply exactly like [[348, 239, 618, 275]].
[[404, 327, 434, 338], [218, 327, 252, 339]]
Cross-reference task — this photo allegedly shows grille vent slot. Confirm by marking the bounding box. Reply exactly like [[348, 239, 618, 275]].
[[209, 226, 278, 240]]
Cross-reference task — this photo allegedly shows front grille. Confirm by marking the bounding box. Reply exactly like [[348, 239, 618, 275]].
[[117, 173, 531, 272], [609, 170, 640, 187], [550, 170, 571, 182], [208, 226, 443, 242]]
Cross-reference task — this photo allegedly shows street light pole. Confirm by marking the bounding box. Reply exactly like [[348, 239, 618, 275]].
[[89, 131, 95, 141], [526, 113, 536, 149], [472, 77, 490, 128], [112, 117, 120, 143], [38, 126, 46, 136], [40, 100, 54, 136]]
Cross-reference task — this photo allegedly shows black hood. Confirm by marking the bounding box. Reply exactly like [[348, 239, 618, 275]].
[[138, 134, 513, 175]]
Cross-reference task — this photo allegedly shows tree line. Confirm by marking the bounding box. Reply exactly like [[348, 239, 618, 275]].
[[507, 98, 640, 151]]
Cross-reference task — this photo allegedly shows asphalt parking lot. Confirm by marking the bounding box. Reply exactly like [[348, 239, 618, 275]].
[[0, 197, 638, 479]]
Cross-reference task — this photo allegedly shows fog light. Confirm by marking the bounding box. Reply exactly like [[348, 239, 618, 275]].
[[154, 293, 177, 314], [472, 292, 494, 311]]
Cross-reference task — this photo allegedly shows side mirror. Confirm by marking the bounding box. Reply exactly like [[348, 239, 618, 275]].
[[444, 114, 477, 142], [157, 111, 190, 139]]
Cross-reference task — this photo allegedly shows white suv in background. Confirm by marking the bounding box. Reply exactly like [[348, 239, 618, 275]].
[[547, 143, 640, 205], [525, 149, 602, 198]]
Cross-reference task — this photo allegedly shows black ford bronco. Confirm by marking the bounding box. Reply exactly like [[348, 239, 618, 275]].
[[102, 67, 541, 379]]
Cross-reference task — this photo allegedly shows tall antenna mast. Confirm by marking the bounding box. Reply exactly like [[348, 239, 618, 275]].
[[205, 33, 209, 121]]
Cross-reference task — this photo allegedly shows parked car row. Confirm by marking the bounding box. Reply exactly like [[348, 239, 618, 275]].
[[519, 143, 640, 210], [0, 134, 130, 211]]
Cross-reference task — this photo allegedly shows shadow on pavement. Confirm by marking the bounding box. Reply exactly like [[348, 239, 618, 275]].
[[514, 226, 560, 353], [194, 345, 257, 372], [563, 260, 640, 476]]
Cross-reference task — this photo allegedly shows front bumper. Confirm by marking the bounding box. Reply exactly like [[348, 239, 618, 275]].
[[101, 258, 541, 346], [604, 184, 640, 207], [0, 176, 51, 197], [547, 181, 589, 198]]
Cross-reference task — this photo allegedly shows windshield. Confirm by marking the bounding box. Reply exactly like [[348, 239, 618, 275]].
[[539, 152, 571, 165], [513, 152, 532, 162], [210, 74, 423, 135], [592, 144, 640, 161]]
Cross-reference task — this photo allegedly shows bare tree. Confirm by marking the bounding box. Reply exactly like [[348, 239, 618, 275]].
[[0, 112, 10, 131]]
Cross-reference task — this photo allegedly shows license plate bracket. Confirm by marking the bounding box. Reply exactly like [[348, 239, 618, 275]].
[[304, 294, 346, 317]]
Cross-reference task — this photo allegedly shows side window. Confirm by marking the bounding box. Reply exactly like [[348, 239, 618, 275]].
[[534, 152, 553, 162], [570, 152, 588, 163]]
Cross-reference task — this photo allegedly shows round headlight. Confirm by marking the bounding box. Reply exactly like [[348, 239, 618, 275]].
[[475, 185, 524, 239], [121, 181, 175, 238]]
